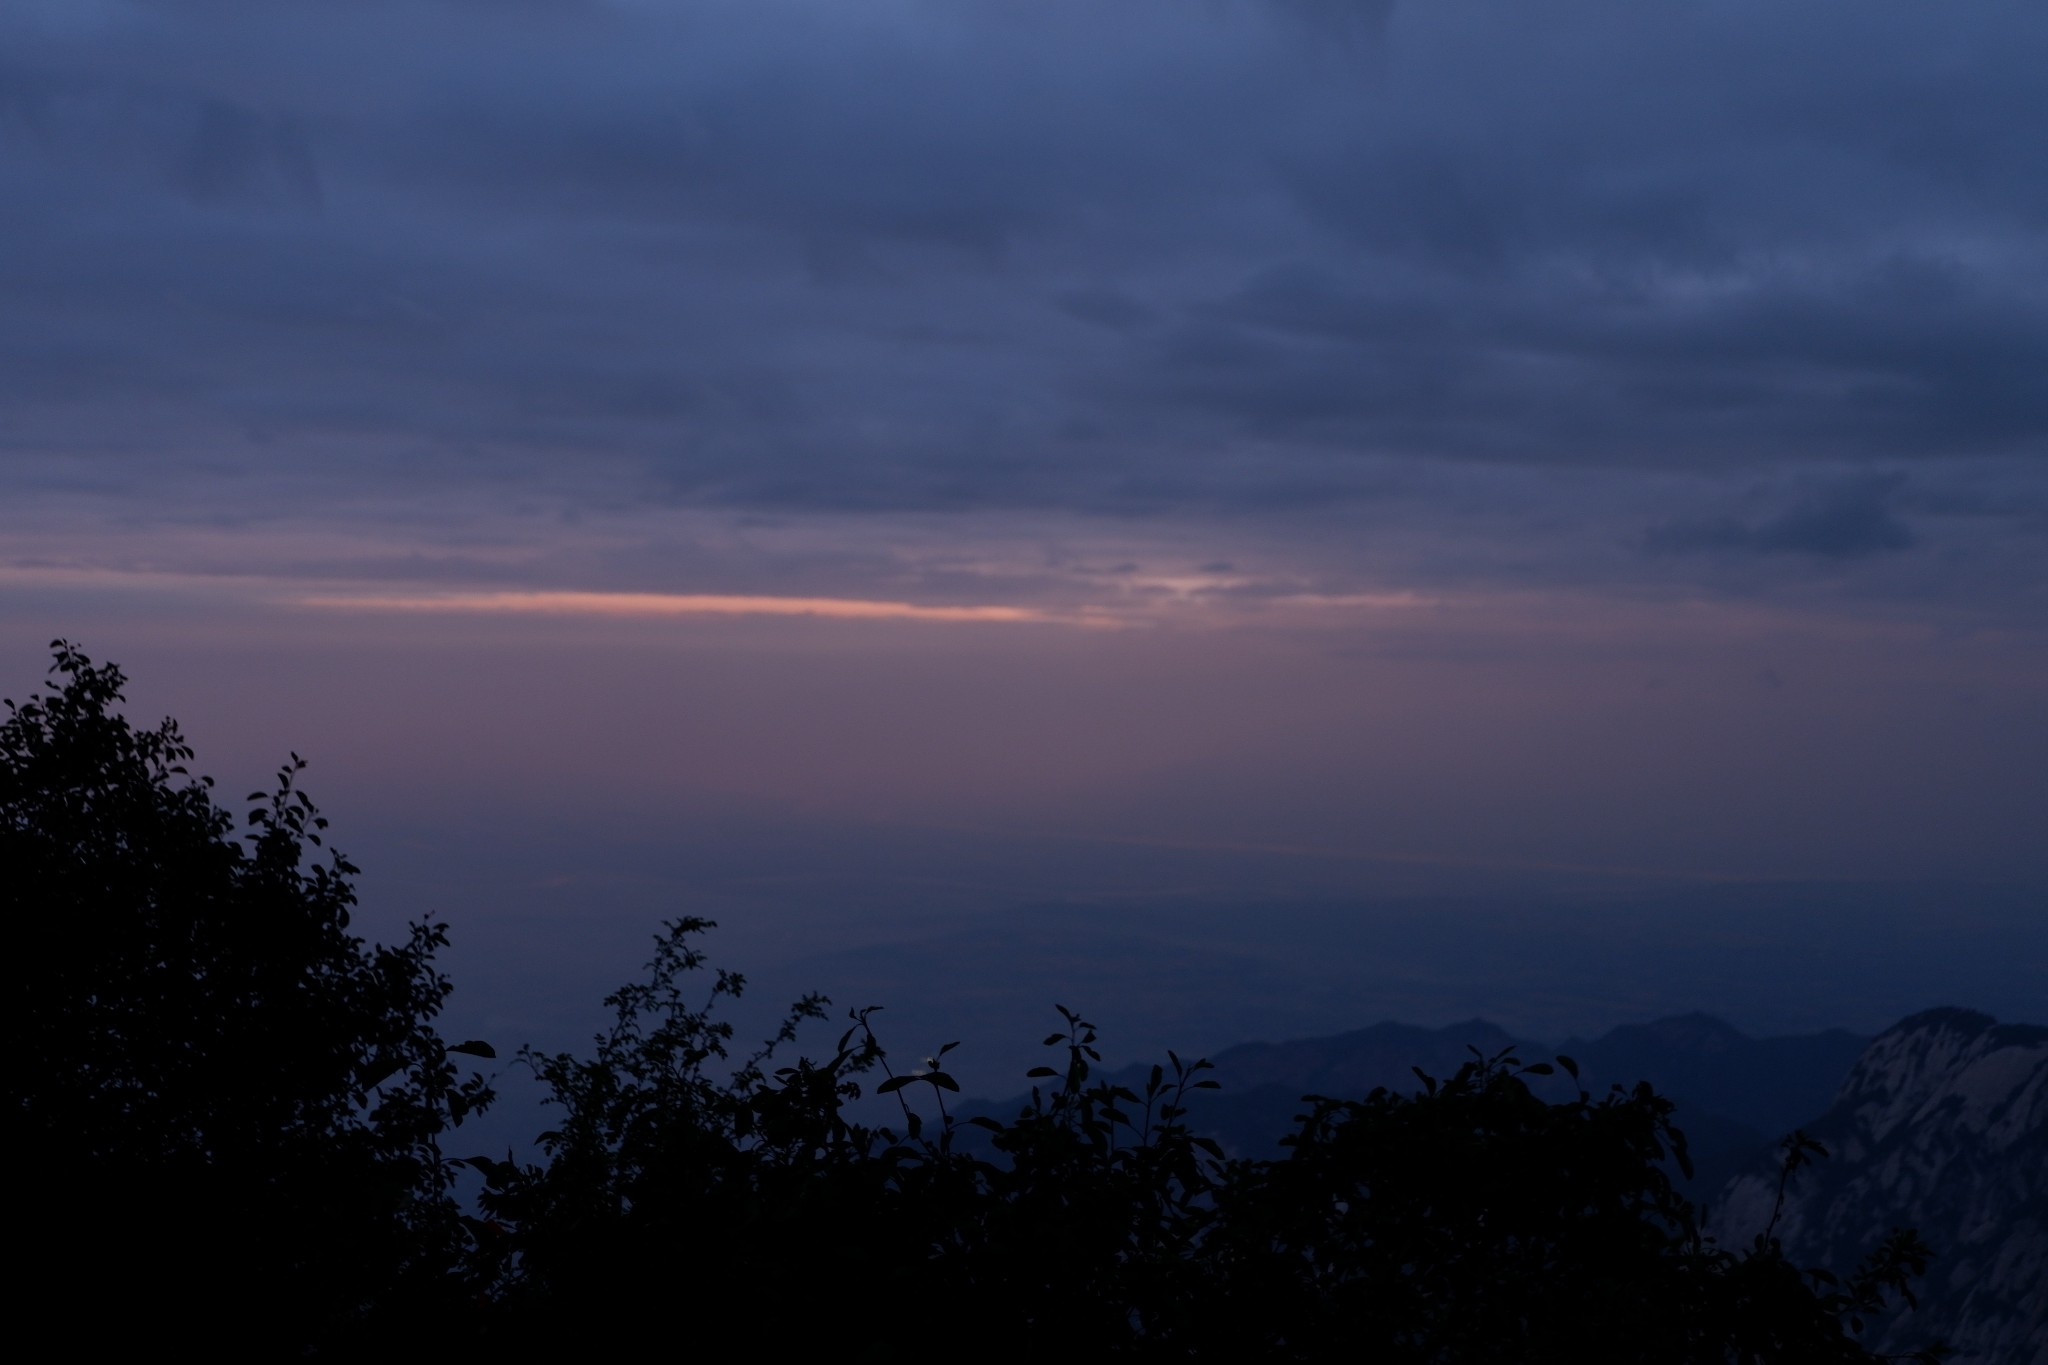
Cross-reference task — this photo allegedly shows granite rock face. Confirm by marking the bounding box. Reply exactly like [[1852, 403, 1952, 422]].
[[1712, 1009, 2047, 1365]]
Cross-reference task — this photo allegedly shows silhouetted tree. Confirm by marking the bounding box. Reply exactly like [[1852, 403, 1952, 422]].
[[4, 642, 494, 1353], [474, 916, 1945, 1363], [1184, 1061, 1942, 1362]]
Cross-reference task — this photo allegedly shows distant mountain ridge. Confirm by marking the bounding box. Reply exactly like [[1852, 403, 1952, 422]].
[[1712, 1009, 2047, 1365], [972, 1012, 1869, 1194], [1558, 1013, 1870, 1195], [1558, 1013, 1870, 1137]]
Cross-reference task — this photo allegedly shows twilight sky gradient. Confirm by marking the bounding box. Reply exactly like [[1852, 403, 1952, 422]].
[[4, 1, 2044, 1072]]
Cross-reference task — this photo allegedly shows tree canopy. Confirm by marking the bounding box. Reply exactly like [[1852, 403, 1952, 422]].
[[4, 642, 494, 1352]]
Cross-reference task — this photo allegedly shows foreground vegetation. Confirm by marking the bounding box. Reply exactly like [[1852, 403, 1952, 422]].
[[5, 643, 1944, 1361]]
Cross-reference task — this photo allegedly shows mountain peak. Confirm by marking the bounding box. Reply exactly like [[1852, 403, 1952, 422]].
[[1599, 1013, 1751, 1054], [1885, 1005, 2000, 1037]]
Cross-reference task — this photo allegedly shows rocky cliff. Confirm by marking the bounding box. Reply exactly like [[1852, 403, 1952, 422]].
[[1711, 1008, 2046, 1365]]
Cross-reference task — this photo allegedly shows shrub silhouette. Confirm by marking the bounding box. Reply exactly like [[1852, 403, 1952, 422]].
[[9, 643, 1942, 1360], [475, 916, 1946, 1363], [4, 642, 495, 1352]]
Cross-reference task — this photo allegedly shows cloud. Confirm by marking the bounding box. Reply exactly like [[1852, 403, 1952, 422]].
[[175, 100, 321, 208], [0, 0, 2044, 622], [1646, 476, 1917, 560]]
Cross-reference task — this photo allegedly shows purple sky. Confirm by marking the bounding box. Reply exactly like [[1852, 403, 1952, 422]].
[[4, 2, 2044, 1071]]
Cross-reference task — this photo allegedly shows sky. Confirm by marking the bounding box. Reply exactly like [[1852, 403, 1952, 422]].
[[3, 1, 2044, 1083]]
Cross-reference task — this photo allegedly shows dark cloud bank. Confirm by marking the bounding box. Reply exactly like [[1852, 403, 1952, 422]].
[[1, 0, 2044, 613]]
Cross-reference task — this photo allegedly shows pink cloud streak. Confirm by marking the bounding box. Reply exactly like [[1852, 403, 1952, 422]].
[[294, 589, 1080, 626]]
